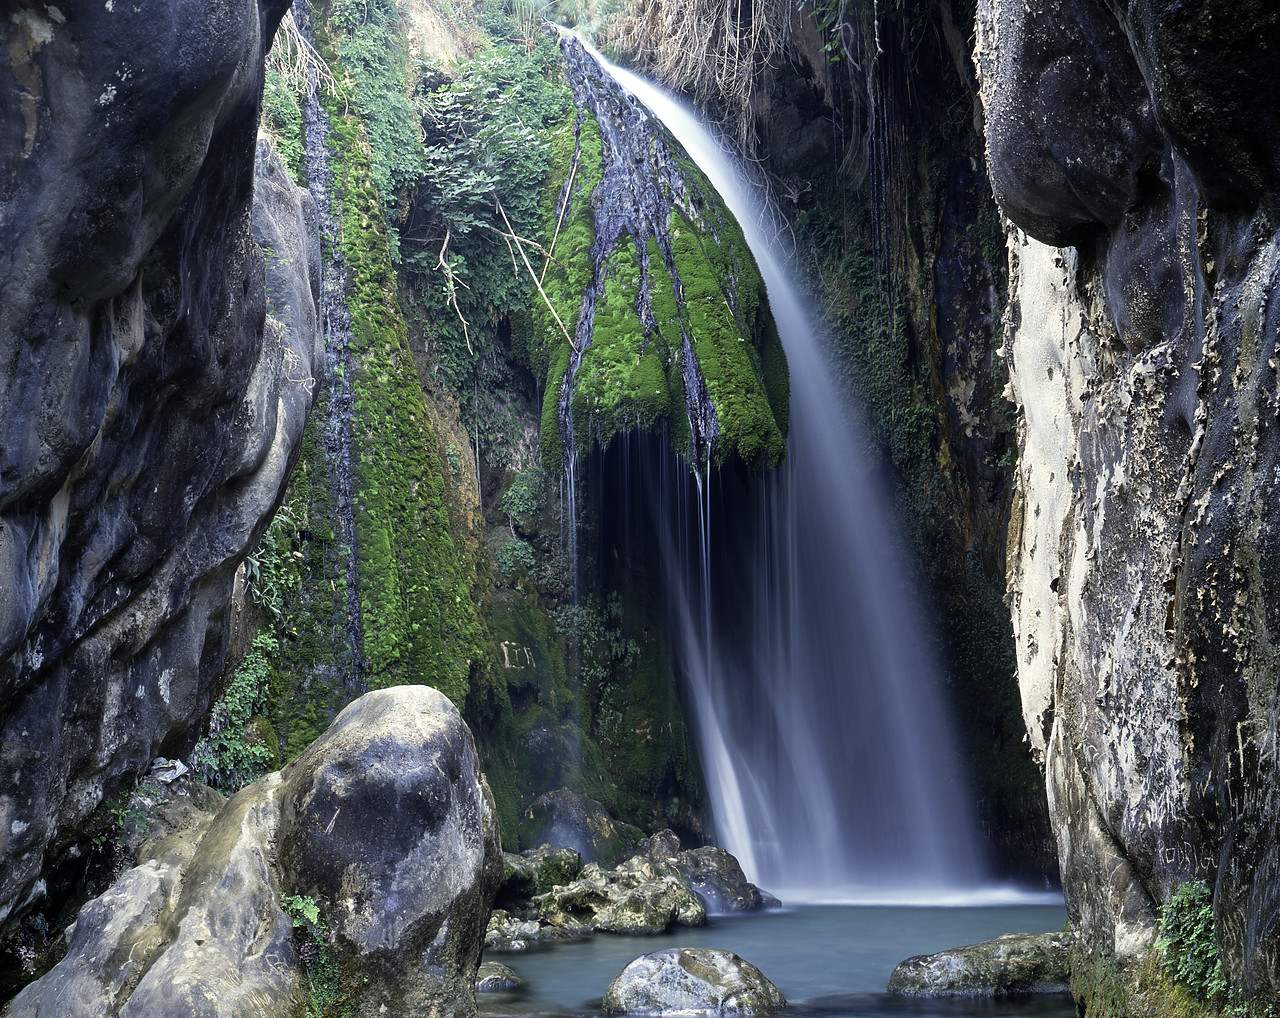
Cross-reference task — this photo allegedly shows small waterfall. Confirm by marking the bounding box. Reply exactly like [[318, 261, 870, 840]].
[[585, 45, 989, 900], [297, 1, 365, 691]]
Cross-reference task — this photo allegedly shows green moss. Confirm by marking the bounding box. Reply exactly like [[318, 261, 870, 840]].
[[527, 107, 787, 469]]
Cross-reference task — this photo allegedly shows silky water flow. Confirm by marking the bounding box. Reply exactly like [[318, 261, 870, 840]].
[[577, 41, 993, 901]]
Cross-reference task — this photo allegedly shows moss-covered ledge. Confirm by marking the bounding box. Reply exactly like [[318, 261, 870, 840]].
[[523, 33, 789, 470]]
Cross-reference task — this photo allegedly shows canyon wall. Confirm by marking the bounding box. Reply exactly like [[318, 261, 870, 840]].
[[979, 0, 1280, 1003], [0, 0, 318, 937]]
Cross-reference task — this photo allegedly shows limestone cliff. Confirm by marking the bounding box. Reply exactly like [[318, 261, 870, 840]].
[[978, 0, 1280, 1003], [0, 0, 319, 939]]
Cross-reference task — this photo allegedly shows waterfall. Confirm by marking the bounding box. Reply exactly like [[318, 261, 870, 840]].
[[582, 43, 991, 901]]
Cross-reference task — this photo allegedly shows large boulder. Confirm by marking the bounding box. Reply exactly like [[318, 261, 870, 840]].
[[520, 787, 643, 864], [7, 774, 299, 1017], [888, 931, 1074, 996], [6, 686, 501, 1017], [603, 948, 786, 1015], [277, 686, 504, 1017], [0, 0, 317, 939]]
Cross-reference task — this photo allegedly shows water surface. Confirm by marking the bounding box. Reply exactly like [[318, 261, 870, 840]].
[[478, 903, 1075, 1018]]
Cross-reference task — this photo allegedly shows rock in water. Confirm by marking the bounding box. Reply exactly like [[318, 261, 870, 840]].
[[641, 831, 778, 913], [7, 686, 501, 1018], [888, 932, 1074, 996], [278, 686, 504, 1017], [603, 948, 786, 1015], [475, 960, 524, 992], [497, 844, 585, 908], [537, 853, 706, 935]]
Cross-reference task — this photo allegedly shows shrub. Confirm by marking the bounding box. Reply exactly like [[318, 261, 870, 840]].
[[1157, 880, 1227, 1005]]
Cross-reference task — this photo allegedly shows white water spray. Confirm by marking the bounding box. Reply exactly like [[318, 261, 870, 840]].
[[578, 41, 998, 901]]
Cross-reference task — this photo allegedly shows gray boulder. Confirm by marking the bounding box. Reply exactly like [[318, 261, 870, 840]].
[[278, 686, 504, 1017], [888, 931, 1074, 996], [7, 774, 299, 1017], [603, 948, 786, 1015], [7, 686, 501, 1017], [475, 960, 523, 992], [520, 787, 643, 864]]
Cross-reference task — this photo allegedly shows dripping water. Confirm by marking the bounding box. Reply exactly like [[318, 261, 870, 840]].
[[297, 0, 365, 693], [581, 42, 989, 900]]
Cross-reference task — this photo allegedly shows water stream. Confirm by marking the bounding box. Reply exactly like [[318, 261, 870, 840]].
[[478, 903, 1073, 1017], [581, 44, 989, 900]]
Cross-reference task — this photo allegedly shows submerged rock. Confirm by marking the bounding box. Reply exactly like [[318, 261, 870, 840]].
[[475, 960, 524, 992], [888, 931, 1074, 997], [603, 947, 786, 1015], [520, 787, 643, 864], [8, 686, 501, 1017]]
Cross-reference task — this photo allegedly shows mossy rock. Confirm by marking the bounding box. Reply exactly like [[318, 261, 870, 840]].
[[529, 38, 789, 470]]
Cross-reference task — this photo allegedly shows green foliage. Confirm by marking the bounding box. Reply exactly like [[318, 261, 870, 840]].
[[495, 534, 536, 581], [89, 792, 147, 850], [327, 0, 424, 239], [500, 467, 543, 520], [262, 65, 305, 183], [282, 895, 352, 1018], [283, 894, 325, 937], [403, 42, 572, 464], [192, 633, 280, 791], [246, 505, 304, 623], [1157, 881, 1227, 1005]]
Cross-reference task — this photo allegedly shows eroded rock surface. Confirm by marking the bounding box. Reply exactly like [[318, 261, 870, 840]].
[[537, 852, 706, 936], [977, 0, 1280, 1003], [888, 931, 1073, 997], [7, 686, 500, 1017], [603, 948, 785, 1015], [0, 0, 318, 937]]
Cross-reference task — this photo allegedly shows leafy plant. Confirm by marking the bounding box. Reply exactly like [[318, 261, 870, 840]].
[[282, 894, 349, 1018], [191, 633, 279, 791], [245, 505, 305, 623], [1157, 880, 1227, 1004]]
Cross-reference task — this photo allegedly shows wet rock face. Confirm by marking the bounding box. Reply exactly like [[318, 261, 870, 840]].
[[9, 686, 500, 1017], [979, 0, 1162, 247], [0, 0, 312, 936], [520, 787, 643, 864], [977, 0, 1280, 1001]]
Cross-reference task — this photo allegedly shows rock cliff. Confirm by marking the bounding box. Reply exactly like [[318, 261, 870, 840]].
[[0, 0, 319, 939], [978, 0, 1280, 1004]]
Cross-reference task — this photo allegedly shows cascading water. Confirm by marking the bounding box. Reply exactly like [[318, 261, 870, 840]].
[[581, 42, 989, 900]]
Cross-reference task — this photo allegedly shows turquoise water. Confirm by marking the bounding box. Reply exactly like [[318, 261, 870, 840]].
[[478, 903, 1075, 1017]]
